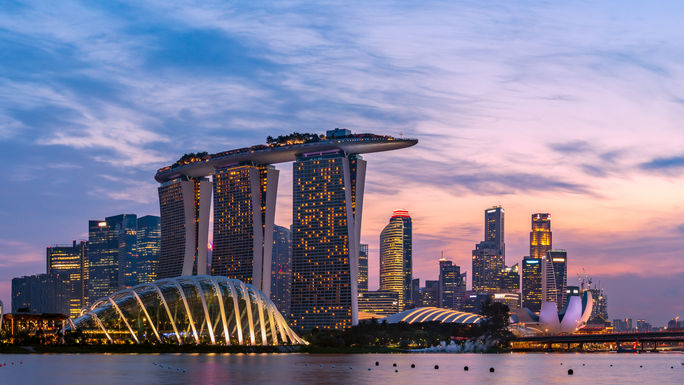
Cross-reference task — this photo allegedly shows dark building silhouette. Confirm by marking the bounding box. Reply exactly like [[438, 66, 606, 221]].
[[271, 225, 292, 317], [522, 256, 541, 312]]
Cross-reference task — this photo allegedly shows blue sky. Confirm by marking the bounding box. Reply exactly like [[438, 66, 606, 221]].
[[1, 0, 683, 325]]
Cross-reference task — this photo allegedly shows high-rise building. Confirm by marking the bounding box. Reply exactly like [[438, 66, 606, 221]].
[[11, 274, 61, 313], [46, 240, 87, 317], [439, 258, 465, 310], [157, 177, 211, 279], [530, 213, 552, 260], [411, 278, 420, 308], [522, 256, 542, 312], [420, 280, 440, 307], [212, 164, 278, 294], [271, 225, 292, 317], [472, 206, 505, 294], [358, 243, 369, 292], [87, 214, 137, 303], [542, 250, 568, 311], [523, 213, 551, 312], [379, 210, 412, 311], [501, 263, 520, 293], [357, 290, 399, 318], [136, 215, 161, 284], [290, 146, 366, 330]]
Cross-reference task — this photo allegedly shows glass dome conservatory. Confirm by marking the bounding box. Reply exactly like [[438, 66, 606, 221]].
[[67, 275, 306, 345]]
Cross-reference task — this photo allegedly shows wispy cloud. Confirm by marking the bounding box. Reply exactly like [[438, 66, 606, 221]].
[[639, 155, 684, 173]]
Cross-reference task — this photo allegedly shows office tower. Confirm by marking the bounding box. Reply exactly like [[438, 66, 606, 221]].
[[500, 263, 520, 293], [358, 243, 369, 291], [157, 177, 211, 278], [87, 214, 137, 303], [439, 258, 465, 310], [290, 148, 366, 330], [542, 250, 568, 311], [411, 278, 420, 308], [212, 164, 278, 295], [420, 280, 440, 307], [136, 215, 161, 284], [11, 274, 60, 313], [522, 256, 542, 312], [379, 210, 412, 311], [464, 292, 493, 314], [357, 290, 399, 317], [46, 240, 87, 317], [271, 225, 292, 316], [530, 213, 552, 260], [472, 206, 505, 294]]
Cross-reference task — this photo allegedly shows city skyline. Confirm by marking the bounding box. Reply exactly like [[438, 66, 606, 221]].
[[1, 1, 683, 326]]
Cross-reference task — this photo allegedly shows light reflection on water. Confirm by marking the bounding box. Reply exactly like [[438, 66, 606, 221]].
[[0, 352, 682, 385]]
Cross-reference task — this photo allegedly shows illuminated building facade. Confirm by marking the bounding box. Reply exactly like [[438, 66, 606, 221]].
[[358, 243, 369, 291], [357, 290, 399, 318], [290, 149, 365, 330], [472, 206, 505, 294], [493, 293, 520, 310], [136, 215, 161, 284], [379, 210, 412, 311], [212, 164, 278, 295], [530, 213, 552, 260], [271, 225, 292, 317], [154, 130, 417, 330], [157, 177, 211, 279], [68, 275, 306, 345], [542, 250, 567, 311], [439, 258, 465, 310], [46, 240, 87, 317], [522, 256, 542, 312]]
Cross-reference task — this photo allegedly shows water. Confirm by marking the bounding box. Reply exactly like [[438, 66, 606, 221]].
[[0, 353, 681, 385]]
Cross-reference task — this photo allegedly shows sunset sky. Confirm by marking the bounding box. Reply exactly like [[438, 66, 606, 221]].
[[1, 0, 683, 325]]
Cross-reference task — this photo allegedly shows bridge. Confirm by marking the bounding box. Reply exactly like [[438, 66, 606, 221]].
[[513, 331, 684, 352]]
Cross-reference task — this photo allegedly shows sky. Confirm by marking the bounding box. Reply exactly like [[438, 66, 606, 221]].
[[1, 0, 683, 326]]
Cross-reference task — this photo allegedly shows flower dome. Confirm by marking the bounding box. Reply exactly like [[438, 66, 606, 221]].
[[67, 275, 306, 345]]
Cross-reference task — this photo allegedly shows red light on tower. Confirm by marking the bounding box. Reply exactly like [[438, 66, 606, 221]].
[[392, 209, 410, 218]]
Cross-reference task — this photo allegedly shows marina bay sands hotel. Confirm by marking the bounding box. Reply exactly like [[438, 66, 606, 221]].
[[154, 129, 417, 330]]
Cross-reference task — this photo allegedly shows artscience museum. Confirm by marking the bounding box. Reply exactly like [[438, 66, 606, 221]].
[[511, 291, 593, 335], [66, 276, 306, 345]]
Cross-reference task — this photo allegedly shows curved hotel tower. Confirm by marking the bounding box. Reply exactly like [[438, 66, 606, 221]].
[[155, 129, 417, 330]]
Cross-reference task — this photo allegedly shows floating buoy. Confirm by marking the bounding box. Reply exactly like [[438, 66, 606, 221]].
[[393, 363, 397, 367], [368, 368, 371, 371], [331, 365, 335, 368], [560, 363, 563, 365], [489, 367, 495, 373], [464, 366, 469, 371], [395, 369, 398, 373], [349, 366, 352, 370], [319, 364, 323, 367], [434, 365, 439, 370], [640, 365, 643, 368], [375, 361, 379, 366], [568, 369, 573, 375], [610, 364, 613, 367], [582, 363, 585, 366], [410, 364, 415, 368]]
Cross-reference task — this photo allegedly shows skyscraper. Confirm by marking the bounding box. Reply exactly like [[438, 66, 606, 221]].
[[212, 164, 278, 294], [358, 243, 369, 292], [87, 214, 137, 303], [136, 215, 161, 284], [411, 278, 420, 308], [379, 210, 412, 311], [439, 258, 465, 310], [157, 177, 211, 279], [290, 147, 365, 330], [271, 225, 292, 317], [46, 240, 87, 317], [530, 213, 552, 260], [12, 274, 58, 313], [543, 250, 568, 311], [419, 280, 440, 307], [522, 256, 542, 312], [500, 263, 520, 293], [472, 206, 505, 294]]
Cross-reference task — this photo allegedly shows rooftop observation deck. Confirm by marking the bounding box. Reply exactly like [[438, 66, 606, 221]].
[[154, 132, 418, 183]]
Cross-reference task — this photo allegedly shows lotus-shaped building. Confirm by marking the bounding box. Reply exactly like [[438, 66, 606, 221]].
[[67, 275, 306, 345], [511, 291, 593, 335]]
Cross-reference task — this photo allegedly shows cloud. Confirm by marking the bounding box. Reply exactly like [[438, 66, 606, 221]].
[[639, 155, 684, 172], [549, 140, 591, 154]]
